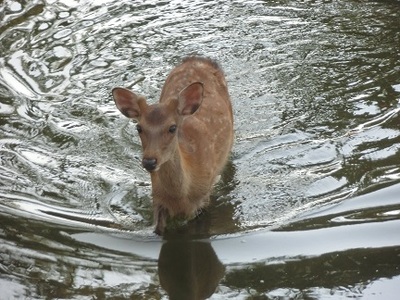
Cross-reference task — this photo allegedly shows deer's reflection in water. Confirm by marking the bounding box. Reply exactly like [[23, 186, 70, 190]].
[[158, 239, 225, 300]]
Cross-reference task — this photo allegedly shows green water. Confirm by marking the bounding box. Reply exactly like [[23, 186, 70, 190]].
[[0, 0, 400, 298]]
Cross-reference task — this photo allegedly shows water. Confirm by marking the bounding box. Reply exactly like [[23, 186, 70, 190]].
[[1, 0, 400, 298]]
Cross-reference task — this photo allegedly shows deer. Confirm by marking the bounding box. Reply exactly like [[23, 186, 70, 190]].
[[112, 56, 233, 235]]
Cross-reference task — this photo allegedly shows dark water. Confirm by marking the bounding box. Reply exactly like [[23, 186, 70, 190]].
[[1, 0, 400, 299]]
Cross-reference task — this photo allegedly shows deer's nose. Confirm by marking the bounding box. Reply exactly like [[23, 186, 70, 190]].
[[142, 158, 157, 172]]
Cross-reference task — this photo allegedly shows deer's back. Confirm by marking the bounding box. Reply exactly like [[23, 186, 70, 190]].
[[161, 57, 233, 181]]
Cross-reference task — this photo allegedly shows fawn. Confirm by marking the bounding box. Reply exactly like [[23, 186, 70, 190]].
[[112, 56, 233, 235]]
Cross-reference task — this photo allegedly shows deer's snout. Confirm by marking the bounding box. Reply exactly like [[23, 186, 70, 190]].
[[142, 157, 157, 172]]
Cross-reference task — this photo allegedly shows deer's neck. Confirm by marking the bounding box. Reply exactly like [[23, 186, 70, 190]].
[[151, 151, 188, 198]]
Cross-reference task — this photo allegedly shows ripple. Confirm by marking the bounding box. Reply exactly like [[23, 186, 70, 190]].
[[0, 63, 38, 99], [0, 0, 400, 298], [0, 102, 14, 115], [52, 28, 72, 39], [0, 0, 399, 235]]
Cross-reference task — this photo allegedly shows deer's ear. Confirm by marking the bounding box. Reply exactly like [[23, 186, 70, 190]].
[[112, 88, 147, 119], [178, 82, 204, 115]]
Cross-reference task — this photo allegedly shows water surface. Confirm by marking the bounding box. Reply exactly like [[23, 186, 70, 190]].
[[1, 0, 400, 298]]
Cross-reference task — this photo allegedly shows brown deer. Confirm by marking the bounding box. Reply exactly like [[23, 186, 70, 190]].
[[112, 56, 233, 235]]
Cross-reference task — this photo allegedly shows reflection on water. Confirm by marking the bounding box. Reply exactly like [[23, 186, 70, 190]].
[[1, 0, 400, 298], [224, 247, 400, 299], [159, 240, 224, 300]]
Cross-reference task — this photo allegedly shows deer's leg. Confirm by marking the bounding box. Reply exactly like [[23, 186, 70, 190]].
[[154, 205, 169, 235]]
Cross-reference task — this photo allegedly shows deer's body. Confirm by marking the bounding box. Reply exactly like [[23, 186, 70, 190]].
[[112, 57, 233, 234]]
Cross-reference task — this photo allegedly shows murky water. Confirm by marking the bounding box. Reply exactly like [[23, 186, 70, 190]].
[[1, 0, 400, 298]]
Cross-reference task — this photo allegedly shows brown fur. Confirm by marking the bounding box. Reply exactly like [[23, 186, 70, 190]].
[[112, 56, 234, 235]]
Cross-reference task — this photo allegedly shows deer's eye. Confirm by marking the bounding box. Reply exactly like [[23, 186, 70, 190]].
[[168, 124, 177, 134], [136, 124, 143, 134]]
